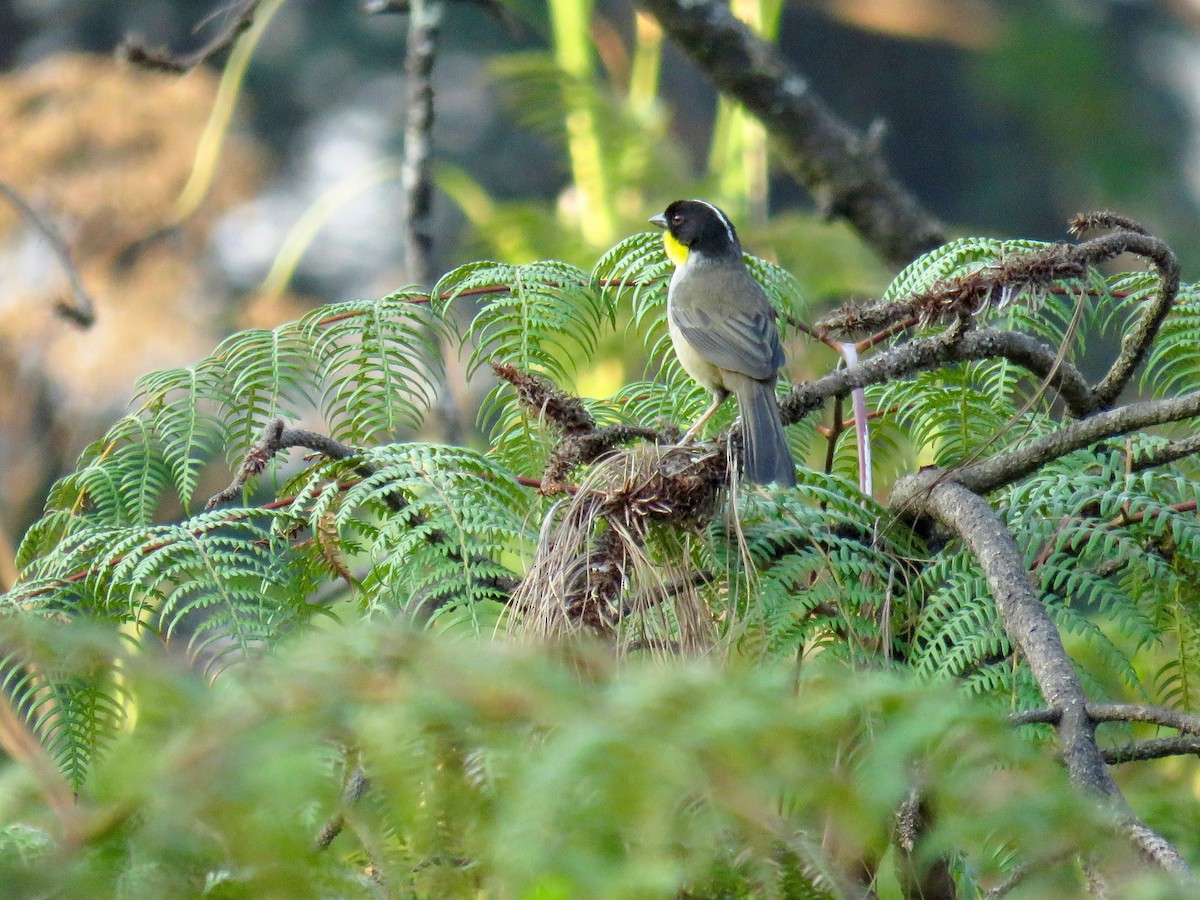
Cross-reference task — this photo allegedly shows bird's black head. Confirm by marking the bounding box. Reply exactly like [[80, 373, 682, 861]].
[[649, 199, 741, 264]]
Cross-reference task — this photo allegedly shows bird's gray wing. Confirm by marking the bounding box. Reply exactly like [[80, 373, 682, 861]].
[[670, 267, 784, 381]]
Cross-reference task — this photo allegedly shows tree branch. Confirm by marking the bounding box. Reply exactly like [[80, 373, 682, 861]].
[[890, 470, 1190, 876], [206, 418, 363, 509], [401, 0, 444, 287], [1129, 433, 1200, 473], [1069, 213, 1181, 409], [955, 391, 1200, 496], [1102, 735, 1200, 765], [780, 327, 1096, 425], [0, 180, 96, 327], [634, 0, 945, 265], [119, 0, 262, 73], [1012, 702, 1200, 736]]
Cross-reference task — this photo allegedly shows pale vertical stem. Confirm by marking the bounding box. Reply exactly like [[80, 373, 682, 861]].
[[549, 0, 614, 246], [837, 342, 872, 497], [403, 0, 443, 287]]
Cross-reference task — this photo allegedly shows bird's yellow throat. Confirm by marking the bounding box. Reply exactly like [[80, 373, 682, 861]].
[[662, 231, 689, 266]]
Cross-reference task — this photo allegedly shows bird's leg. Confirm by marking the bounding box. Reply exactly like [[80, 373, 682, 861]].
[[679, 391, 728, 444]]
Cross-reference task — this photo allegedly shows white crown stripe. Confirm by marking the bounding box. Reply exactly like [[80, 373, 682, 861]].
[[689, 199, 736, 245]]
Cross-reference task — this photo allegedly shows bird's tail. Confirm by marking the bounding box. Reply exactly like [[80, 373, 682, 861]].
[[734, 377, 796, 487]]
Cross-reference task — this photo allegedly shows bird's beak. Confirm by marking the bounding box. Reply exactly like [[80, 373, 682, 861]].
[[648, 213, 668, 229]]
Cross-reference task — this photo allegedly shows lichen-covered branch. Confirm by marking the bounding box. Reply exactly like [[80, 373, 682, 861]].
[[955, 391, 1200, 495], [634, 0, 944, 266], [890, 470, 1191, 876]]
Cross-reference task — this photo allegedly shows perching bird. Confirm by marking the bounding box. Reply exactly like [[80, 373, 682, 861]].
[[649, 199, 796, 487]]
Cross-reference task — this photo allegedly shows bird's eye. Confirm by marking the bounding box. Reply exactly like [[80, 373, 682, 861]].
[[670, 213, 684, 226]]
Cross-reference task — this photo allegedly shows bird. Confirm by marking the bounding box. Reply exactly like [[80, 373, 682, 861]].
[[649, 199, 796, 487]]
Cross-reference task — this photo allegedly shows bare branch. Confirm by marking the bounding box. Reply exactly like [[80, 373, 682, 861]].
[[890, 470, 1190, 876], [0, 180, 96, 328], [780, 327, 1096, 425], [119, 0, 261, 73], [1101, 735, 1200, 764], [1013, 702, 1200, 736], [955, 391, 1200, 495], [633, 0, 945, 265]]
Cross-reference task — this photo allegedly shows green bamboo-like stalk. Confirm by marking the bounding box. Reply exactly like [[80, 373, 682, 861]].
[[549, 0, 615, 246], [707, 0, 782, 224], [616, 11, 665, 216], [172, 0, 288, 224]]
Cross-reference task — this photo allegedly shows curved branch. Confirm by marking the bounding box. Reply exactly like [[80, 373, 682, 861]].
[[633, 0, 944, 265], [1070, 217, 1181, 409], [955, 391, 1200, 495], [890, 470, 1190, 876], [779, 327, 1096, 425]]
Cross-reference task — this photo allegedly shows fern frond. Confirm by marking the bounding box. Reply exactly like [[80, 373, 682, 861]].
[[0, 622, 128, 791], [215, 324, 319, 457], [306, 292, 448, 443], [438, 260, 610, 384], [135, 366, 224, 508], [286, 444, 533, 623]]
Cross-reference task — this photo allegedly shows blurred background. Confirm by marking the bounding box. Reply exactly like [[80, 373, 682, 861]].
[[0, 0, 1198, 572]]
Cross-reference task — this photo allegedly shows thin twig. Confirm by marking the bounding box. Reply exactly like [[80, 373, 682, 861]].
[[0, 181, 95, 327], [120, 0, 262, 73]]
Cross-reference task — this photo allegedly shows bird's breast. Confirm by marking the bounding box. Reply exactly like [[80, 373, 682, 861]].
[[667, 268, 724, 392]]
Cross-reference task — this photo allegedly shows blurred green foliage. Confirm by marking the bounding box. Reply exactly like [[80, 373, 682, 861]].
[[0, 617, 1183, 898]]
